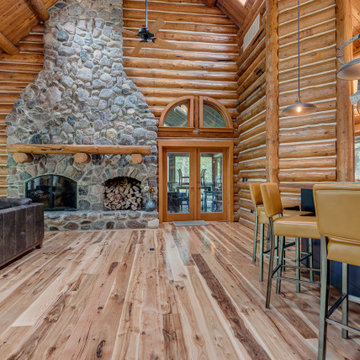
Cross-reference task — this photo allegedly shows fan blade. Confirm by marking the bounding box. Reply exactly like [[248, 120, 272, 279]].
[[132, 42, 145, 56], [154, 38, 177, 50], [148, 18, 165, 34], [113, 27, 138, 38]]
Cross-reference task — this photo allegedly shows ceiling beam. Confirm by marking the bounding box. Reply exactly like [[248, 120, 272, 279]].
[[0, 32, 19, 55], [28, 0, 50, 21]]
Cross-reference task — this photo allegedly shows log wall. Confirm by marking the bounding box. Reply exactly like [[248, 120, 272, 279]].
[[234, 2, 266, 227], [0, 25, 45, 196], [234, 0, 338, 228], [278, 0, 337, 205], [122, 0, 239, 120]]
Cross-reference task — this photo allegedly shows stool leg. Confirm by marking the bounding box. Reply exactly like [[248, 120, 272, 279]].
[[275, 235, 279, 264], [276, 236, 285, 294], [259, 223, 265, 282], [295, 237, 301, 293], [318, 235, 329, 360], [252, 211, 258, 263], [265, 219, 275, 309], [342, 263, 349, 339], [309, 238, 314, 282]]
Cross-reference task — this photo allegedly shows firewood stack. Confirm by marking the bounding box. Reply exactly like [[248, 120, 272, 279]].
[[104, 177, 142, 210]]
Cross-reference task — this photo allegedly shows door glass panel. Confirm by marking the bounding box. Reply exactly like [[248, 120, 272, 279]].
[[167, 152, 190, 214], [200, 153, 223, 213], [164, 102, 189, 127], [203, 104, 226, 127]]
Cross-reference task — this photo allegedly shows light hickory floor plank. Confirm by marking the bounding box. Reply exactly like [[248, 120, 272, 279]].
[[0, 223, 359, 359]]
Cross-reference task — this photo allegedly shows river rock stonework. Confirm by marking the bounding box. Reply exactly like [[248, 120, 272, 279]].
[[6, 0, 159, 230]]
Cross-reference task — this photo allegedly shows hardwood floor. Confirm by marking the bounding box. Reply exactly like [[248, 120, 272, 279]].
[[0, 223, 359, 359]]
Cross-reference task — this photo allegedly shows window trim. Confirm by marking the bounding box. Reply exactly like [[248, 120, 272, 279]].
[[159, 96, 195, 132]]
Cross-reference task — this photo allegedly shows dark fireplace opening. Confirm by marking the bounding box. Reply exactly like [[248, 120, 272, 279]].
[[26, 175, 77, 211], [104, 177, 142, 211]]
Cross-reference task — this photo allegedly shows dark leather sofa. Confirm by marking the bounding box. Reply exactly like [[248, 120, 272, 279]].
[[0, 198, 44, 268]]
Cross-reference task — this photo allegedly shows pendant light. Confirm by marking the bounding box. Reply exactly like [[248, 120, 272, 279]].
[[337, 33, 360, 80], [282, 0, 317, 116]]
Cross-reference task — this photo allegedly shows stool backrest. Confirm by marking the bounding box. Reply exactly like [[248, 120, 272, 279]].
[[313, 184, 360, 242], [249, 183, 263, 206], [260, 183, 283, 218]]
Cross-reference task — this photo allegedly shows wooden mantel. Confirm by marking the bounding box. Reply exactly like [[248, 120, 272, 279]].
[[7, 144, 152, 164], [7, 144, 151, 155]]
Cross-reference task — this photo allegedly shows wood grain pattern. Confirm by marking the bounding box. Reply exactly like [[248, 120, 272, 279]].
[[0, 223, 359, 359]]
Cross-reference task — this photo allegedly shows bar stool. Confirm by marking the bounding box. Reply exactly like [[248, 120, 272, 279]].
[[260, 183, 319, 309], [249, 183, 272, 282], [249, 182, 312, 282], [314, 184, 360, 360]]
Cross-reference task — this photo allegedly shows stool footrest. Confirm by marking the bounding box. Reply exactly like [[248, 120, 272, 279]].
[[272, 275, 320, 286], [326, 318, 360, 336]]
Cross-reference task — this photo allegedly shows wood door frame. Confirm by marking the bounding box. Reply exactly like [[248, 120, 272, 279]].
[[158, 139, 233, 223]]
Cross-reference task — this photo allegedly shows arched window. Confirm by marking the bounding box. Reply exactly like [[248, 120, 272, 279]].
[[159, 96, 232, 137]]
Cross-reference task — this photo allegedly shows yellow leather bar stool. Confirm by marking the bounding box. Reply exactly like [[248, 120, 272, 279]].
[[314, 184, 360, 360], [260, 183, 319, 309], [249, 183, 272, 282]]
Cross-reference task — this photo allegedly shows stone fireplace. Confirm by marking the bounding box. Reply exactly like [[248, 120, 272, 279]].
[[6, 0, 159, 230]]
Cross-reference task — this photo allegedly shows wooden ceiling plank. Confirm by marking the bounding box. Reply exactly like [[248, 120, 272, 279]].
[[28, 0, 49, 21], [0, 32, 19, 55]]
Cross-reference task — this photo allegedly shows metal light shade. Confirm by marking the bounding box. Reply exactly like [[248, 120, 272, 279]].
[[282, 101, 317, 116], [338, 57, 360, 80]]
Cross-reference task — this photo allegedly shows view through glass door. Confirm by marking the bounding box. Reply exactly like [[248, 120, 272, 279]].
[[164, 148, 227, 222]]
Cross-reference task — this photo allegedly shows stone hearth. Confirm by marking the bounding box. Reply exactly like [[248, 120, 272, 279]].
[[6, 0, 159, 230]]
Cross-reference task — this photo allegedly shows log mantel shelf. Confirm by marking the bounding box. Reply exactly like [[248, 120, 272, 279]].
[[7, 144, 152, 155], [7, 144, 152, 164]]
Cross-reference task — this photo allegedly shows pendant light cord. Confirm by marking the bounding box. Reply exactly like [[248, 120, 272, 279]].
[[145, 0, 148, 28], [297, 0, 301, 102]]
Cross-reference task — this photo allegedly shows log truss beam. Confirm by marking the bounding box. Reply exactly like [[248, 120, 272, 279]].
[[0, 32, 19, 55], [28, 0, 50, 21]]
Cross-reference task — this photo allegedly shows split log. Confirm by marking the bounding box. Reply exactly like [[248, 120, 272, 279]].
[[131, 154, 142, 164], [13, 152, 33, 163], [74, 153, 91, 163]]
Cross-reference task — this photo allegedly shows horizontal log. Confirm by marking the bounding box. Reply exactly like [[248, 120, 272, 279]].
[[236, 123, 266, 144], [236, 158, 266, 171], [124, 68, 237, 82], [279, 124, 336, 143], [237, 146, 267, 162], [7, 144, 152, 155], [123, 57, 237, 72], [235, 132, 266, 154], [238, 96, 266, 124], [279, 140, 336, 158], [279, 169, 336, 182], [279, 156, 336, 169], [123, 9, 234, 26], [130, 77, 237, 91]]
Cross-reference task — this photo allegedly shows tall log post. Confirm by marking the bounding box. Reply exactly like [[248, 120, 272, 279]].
[[336, 0, 354, 182], [265, 0, 279, 183]]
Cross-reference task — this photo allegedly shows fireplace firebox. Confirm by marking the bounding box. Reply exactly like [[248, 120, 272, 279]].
[[26, 175, 77, 211]]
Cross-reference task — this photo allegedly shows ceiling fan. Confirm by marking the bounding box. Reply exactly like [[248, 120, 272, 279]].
[[113, 0, 176, 56]]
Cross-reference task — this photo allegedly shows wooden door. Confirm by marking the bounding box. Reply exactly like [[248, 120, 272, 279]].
[[196, 148, 228, 221], [162, 147, 229, 222], [163, 148, 197, 221]]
